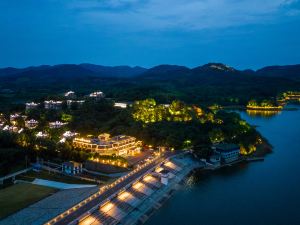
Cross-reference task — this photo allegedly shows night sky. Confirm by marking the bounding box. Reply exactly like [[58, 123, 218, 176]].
[[1, 0, 300, 69]]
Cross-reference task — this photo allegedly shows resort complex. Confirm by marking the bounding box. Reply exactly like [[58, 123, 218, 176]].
[[73, 134, 140, 156]]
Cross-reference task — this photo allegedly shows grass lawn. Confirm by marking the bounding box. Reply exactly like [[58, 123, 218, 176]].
[[0, 183, 57, 219], [18, 170, 96, 185]]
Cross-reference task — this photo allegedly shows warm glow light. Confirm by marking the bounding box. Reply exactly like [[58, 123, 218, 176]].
[[143, 175, 154, 182], [165, 161, 176, 169], [101, 202, 114, 213], [118, 191, 132, 200], [78, 215, 99, 225], [133, 182, 143, 190], [156, 167, 163, 173]]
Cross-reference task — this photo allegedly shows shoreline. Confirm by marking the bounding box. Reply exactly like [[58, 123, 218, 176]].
[[221, 105, 299, 111], [121, 155, 203, 225], [134, 144, 272, 224], [76, 154, 204, 225]]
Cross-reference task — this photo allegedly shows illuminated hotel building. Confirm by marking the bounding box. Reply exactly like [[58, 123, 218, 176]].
[[73, 133, 140, 156]]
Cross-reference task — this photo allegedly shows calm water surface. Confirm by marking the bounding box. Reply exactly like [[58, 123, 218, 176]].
[[146, 106, 300, 225]]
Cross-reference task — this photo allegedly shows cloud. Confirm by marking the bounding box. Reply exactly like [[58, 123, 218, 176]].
[[68, 0, 300, 31]]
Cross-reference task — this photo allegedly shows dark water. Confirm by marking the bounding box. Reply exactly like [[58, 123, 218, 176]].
[[146, 106, 300, 225]]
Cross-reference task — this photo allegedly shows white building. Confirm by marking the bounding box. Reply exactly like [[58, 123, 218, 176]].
[[89, 91, 104, 101], [44, 100, 63, 110], [213, 143, 240, 164], [25, 119, 39, 129], [2, 125, 20, 133], [62, 131, 78, 139], [114, 102, 127, 108], [36, 131, 48, 138], [73, 133, 140, 156], [64, 91, 76, 98], [25, 102, 39, 110], [49, 121, 67, 129]]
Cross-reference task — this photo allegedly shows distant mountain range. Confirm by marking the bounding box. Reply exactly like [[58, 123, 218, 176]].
[[0, 62, 299, 107], [0, 63, 300, 81]]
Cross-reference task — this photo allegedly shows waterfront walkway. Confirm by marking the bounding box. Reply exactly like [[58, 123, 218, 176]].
[[47, 154, 173, 225], [77, 156, 202, 225]]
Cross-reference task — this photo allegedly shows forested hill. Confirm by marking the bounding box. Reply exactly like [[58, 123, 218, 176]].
[[1, 62, 300, 80], [0, 63, 300, 107]]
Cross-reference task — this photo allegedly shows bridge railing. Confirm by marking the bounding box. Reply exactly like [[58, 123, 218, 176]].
[[44, 156, 162, 225], [44, 152, 187, 225]]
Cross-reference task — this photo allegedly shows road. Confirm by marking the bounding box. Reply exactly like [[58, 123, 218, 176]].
[[49, 153, 173, 225]]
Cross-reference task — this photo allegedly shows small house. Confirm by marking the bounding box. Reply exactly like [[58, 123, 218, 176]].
[[213, 143, 240, 164], [62, 161, 83, 175]]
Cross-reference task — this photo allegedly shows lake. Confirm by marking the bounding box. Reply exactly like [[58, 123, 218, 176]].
[[146, 106, 300, 225]]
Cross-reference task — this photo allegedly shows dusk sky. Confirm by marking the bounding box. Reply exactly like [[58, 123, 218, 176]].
[[1, 0, 300, 69]]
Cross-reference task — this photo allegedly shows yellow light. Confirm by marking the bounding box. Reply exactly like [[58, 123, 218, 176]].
[[79, 215, 99, 225], [118, 191, 131, 200], [101, 202, 114, 212], [133, 182, 143, 190], [143, 175, 154, 182], [156, 167, 163, 173]]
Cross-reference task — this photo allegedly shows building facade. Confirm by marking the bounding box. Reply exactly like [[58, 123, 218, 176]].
[[49, 121, 67, 129], [44, 100, 63, 110], [62, 161, 83, 175], [25, 119, 39, 129], [25, 102, 39, 110], [64, 91, 76, 99], [114, 102, 127, 108], [89, 91, 104, 101], [213, 143, 240, 164], [73, 133, 140, 156]]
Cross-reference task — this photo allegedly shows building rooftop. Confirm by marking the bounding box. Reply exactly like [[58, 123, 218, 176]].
[[214, 143, 240, 152]]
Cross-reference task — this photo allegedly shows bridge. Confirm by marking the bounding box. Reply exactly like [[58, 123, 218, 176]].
[[45, 152, 178, 225]]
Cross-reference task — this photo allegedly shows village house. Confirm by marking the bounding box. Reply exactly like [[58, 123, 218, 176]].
[[64, 91, 76, 99], [25, 119, 39, 129], [3, 125, 22, 133], [89, 91, 104, 101], [44, 100, 63, 110], [49, 121, 67, 129], [114, 102, 128, 108], [73, 133, 140, 156], [25, 102, 39, 110], [62, 131, 78, 139], [36, 131, 48, 138]]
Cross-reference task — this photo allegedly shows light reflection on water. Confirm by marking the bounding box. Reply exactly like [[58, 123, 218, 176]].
[[246, 109, 281, 118], [146, 105, 300, 225], [184, 173, 197, 188]]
